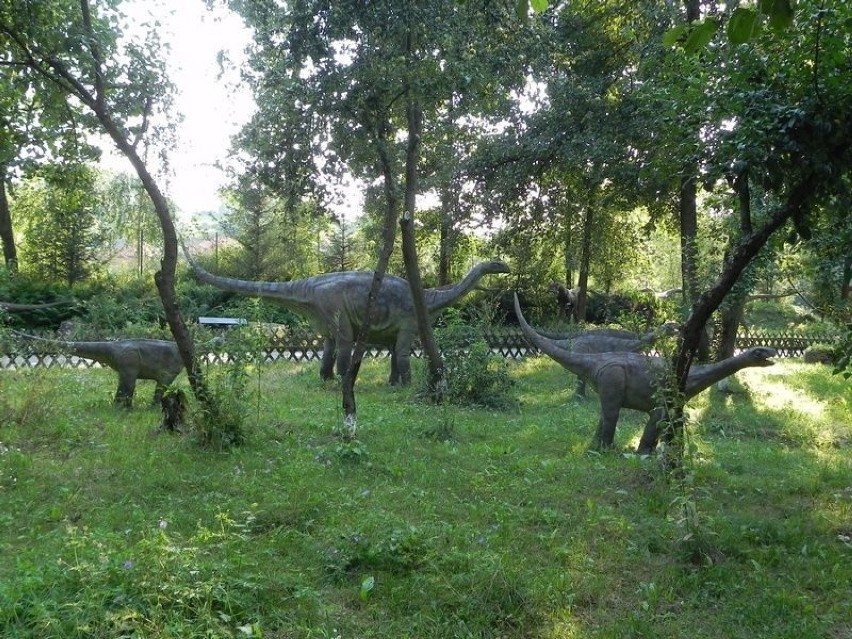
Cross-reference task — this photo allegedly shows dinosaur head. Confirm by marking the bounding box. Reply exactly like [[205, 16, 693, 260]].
[[743, 346, 778, 367], [483, 260, 511, 275], [658, 321, 681, 337]]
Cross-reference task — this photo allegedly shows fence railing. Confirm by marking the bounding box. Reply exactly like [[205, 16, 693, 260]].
[[0, 327, 842, 371]]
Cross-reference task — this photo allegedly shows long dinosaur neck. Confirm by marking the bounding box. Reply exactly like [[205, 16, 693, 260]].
[[183, 247, 314, 310], [685, 353, 757, 398], [513, 295, 594, 377], [424, 262, 495, 312], [186, 256, 284, 297], [19, 333, 116, 361], [60, 340, 117, 361], [638, 329, 660, 347]]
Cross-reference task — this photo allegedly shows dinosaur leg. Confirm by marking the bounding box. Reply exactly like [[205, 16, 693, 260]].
[[574, 376, 587, 398], [388, 351, 400, 385], [335, 336, 354, 379], [636, 407, 664, 455], [320, 336, 336, 380], [591, 400, 621, 449], [393, 352, 411, 386], [591, 368, 626, 448], [114, 373, 136, 408], [390, 333, 413, 386]]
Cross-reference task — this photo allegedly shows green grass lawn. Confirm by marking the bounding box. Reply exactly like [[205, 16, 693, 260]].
[[0, 356, 850, 638]]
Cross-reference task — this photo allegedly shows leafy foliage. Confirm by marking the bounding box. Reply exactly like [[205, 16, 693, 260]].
[[16, 164, 105, 285], [433, 310, 517, 410], [833, 323, 852, 379]]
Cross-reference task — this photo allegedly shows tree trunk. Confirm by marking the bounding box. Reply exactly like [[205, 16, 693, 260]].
[[716, 299, 745, 361], [400, 97, 444, 398], [717, 169, 753, 361], [341, 116, 399, 433], [678, 0, 710, 364], [99, 118, 213, 409], [0, 165, 18, 271], [574, 200, 594, 323], [562, 203, 575, 290], [679, 176, 699, 299], [661, 173, 823, 454], [438, 182, 456, 287]]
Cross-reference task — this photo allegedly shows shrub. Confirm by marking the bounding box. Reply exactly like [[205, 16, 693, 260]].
[[432, 312, 517, 411], [187, 323, 271, 449]]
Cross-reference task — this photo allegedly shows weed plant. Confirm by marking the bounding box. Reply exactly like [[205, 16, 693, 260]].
[[432, 311, 517, 410], [0, 356, 850, 638]]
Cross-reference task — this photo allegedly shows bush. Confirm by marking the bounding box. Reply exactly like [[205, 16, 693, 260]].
[[433, 313, 517, 411], [0, 268, 76, 329], [187, 324, 271, 449]]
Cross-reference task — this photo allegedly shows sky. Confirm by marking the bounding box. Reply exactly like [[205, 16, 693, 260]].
[[102, 1, 255, 215]]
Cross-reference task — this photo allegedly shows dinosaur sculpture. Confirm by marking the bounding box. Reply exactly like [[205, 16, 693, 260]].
[[549, 284, 650, 325], [561, 322, 680, 398], [513, 293, 776, 453], [14, 332, 183, 408], [183, 246, 510, 385]]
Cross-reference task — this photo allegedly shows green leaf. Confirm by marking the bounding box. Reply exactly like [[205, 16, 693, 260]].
[[727, 7, 761, 45], [530, 0, 549, 12], [662, 24, 688, 47], [516, 0, 529, 21], [683, 18, 719, 54], [359, 575, 375, 601]]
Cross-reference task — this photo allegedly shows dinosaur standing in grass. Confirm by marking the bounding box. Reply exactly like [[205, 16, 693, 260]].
[[513, 293, 776, 453], [14, 332, 183, 408], [183, 245, 510, 385], [560, 322, 680, 398]]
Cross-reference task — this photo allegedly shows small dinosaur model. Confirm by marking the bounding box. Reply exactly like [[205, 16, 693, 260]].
[[513, 293, 776, 453], [183, 245, 510, 385], [562, 322, 680, 398], [14, 332, 183, 408]]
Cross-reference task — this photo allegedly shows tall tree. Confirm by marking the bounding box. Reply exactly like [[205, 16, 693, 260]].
[[467, 0, 667, 312], [227, 0, 528, 422], [0, 26, 100, 272], [655, 0, 852, 454], [15, 164, 103, 285], [0, 0, 217, 411]]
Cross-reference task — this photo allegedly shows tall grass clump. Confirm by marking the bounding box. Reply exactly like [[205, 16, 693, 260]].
[[0, 369, 59, 430], [431, 309, 517, 411], [189, 302, 278, 448]]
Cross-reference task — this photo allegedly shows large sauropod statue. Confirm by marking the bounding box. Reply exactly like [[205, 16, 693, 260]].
[[513, 293, 776, 453], [183, 245, 510, 385]]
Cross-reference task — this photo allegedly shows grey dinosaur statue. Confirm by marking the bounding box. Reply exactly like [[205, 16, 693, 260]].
[[513, 293, 776, 453], [183, 245, 510, 385], [14, 332, 183, 408], [562, 322, 680, 398]]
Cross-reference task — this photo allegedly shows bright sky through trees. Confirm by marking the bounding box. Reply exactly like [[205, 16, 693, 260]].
[[100, 0, 255, 215]]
